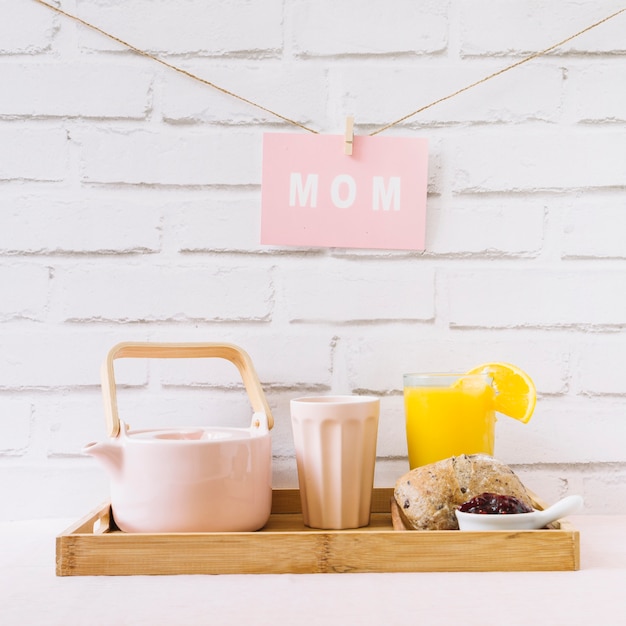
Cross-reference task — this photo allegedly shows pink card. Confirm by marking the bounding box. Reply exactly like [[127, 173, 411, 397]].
[[261, 132, 428, 251]]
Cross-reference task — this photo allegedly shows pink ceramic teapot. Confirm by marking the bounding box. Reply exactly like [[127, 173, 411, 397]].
[[84, 342, 274, 533]]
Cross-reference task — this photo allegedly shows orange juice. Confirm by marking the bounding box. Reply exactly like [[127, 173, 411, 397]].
[[403, 373, 496, 468]]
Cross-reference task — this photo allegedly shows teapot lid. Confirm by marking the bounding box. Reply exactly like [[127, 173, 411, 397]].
[[119, 412, 270, 442], [126, 427, 256, 442]]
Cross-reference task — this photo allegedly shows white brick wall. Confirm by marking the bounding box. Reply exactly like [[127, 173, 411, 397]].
[[76, 0, 284, 54], [289, 1, 448, 56], [0, 127, 69, 180], [1, 0, 626, 520], [0, 63, 152, 118]]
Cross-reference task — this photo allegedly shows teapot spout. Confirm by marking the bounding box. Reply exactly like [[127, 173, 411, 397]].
[[83, 440, 123, 479]]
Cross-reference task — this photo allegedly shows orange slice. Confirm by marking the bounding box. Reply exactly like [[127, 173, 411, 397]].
[[466, 362, 536, 423]]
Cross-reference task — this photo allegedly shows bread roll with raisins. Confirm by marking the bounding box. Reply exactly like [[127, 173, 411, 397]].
[[394, 454, 533, 530]]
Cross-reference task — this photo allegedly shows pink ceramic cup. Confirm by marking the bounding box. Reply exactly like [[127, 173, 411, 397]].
[[290, 395, 380, 529]]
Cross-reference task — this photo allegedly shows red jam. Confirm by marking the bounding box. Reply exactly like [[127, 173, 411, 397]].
[[458, 492, 533, 515]]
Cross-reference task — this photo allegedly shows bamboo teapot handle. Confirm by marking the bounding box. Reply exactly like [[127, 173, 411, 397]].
[[101, 342, 273, 438]]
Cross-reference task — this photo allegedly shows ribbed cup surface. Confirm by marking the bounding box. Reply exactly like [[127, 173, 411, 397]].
[[291, 396, 379, 529]]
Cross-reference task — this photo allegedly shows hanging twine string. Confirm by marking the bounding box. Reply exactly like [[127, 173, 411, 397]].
[[32, 0, 319, 134], [370, 6, 626, 136], [33, 0, 625, 136]]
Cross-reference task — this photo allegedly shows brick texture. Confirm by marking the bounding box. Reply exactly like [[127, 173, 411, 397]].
[[0, 63, 152, 119], [290, 1, 448, 57], [0, 0, 56, 53], [0, 127, 68, 181]]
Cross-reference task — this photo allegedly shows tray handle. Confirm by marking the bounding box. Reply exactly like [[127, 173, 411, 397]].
[[101, 342, 274, 438]]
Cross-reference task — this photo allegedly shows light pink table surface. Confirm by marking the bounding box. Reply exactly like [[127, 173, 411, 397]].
[[2, 515, 624, 626]]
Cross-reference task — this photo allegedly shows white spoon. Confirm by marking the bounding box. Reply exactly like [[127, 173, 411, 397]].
[[455, 494, 583, 531]]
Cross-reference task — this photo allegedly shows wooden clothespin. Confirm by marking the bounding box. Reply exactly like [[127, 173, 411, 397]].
[[344, 116, 354, 156]]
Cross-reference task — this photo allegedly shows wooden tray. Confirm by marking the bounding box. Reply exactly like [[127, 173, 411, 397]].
[[56, 488, 579, 576]]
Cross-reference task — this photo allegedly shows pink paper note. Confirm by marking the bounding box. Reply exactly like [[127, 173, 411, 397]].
[[261, 132, 428, 251]]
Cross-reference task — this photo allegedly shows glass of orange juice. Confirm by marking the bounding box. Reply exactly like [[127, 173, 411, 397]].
[[403, 373, 496, 468]]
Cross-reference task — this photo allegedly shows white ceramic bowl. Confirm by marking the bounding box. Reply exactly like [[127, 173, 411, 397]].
[[455, 495, 583, 531]]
